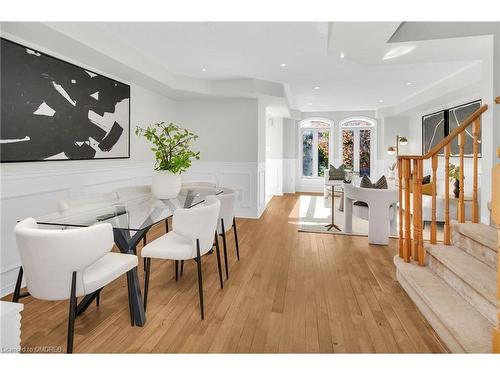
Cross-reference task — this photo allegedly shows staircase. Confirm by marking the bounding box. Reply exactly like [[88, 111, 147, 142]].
[[394, 104, 500, 353], [395, 221, 497, 352]]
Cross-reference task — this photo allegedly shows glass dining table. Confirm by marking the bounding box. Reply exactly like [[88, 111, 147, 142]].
[[34, 187, 223, 327]]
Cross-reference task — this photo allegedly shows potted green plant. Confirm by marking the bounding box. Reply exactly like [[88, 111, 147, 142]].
[[135, 122, 200, 199], [449, 164, 461, 198]]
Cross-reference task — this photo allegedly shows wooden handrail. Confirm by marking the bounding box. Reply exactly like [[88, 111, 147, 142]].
[[399, 104, 488, 160]]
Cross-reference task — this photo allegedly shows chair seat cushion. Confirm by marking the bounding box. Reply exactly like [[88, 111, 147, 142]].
[[141, 232, 195, 260], [83, 252, 137, 294]]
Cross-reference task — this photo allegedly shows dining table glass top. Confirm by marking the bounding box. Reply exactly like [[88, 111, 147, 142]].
[[35, 187, 223, 231]]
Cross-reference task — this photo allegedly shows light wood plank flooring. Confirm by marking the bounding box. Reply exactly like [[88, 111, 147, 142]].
[[5, 193, 447, 353]]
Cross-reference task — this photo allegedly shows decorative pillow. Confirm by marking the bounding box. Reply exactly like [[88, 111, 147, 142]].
[[329, 164, 344, 180], [359, 175, 388, 189], [355, 175, 388, 207], [421, 183, 433, 196]]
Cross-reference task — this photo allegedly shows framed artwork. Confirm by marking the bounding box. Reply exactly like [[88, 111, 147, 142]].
[[0, 38, 130, 162], [422, 110, 445, 155], [421, 100, 481, 157], [448, 101, 481, 156]]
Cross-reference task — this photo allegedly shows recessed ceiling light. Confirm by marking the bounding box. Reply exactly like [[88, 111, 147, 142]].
[[378, 99, 384, 103], [340, 52, 345, 59], [383, 45, 416, 60], [406, 81, 413, 86], [307, 102, 313, 105], [201, 68, 207, 72], [313, 86, 320, 90], [280, 63, 287, 67]]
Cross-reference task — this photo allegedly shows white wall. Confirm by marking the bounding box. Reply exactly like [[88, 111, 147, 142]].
[[175, 98, 265, 219], [282, 118, 298, 193], [176, 99, 259, 162], [265, 117, 284, 196]]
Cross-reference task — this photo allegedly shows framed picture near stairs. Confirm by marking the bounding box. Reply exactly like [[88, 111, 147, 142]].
[[422, 100, 481, 157]]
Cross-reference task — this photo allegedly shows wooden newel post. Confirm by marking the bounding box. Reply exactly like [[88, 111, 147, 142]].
[[458, 131, 466, 223], [444, 144, 451, 245], [398, 158, 404, 258], [404, 159, 412, 263], [492, 147, 500, 353], [430, 155, 438, 244]]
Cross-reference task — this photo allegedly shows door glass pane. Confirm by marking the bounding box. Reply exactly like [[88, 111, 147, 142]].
[[359, 129, 371, 177], [302, 131, 313, 176], [342, 130, 354, 170], [317, 131, 329, 177]]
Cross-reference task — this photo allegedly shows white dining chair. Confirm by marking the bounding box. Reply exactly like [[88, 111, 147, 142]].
[[178, 187, 240, 280], [13, 218, 138, 353], [57, 192, 119, 212], [141, 196, 222, 320], [215, 188, 240, 280]]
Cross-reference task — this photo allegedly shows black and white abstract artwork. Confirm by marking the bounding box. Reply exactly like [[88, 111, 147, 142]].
[[422, 111, 445, 155], [0, 38, 130, 162], [448, 101, 481, 156], [422, 100, 481, 157]]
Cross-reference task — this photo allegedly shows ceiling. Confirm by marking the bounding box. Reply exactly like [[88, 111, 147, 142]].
[[2, 22, 489, 114], [85, 22, 478, 112]]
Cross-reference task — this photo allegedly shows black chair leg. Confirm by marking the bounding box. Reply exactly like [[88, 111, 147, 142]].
[[67, 271, 77, 354], [96, 290, 101, 307], [143, 258, 151, 311], [126, 272, 135, 326], [180, 260, 184, 277], [221, 218, 229, 280], [175, 260, 179, 281], [233, 217, 240, 261], [214, 231, 223, 289], [143, 233, 147, 247], [12, 266, 23, 303], [165, 219, 169, 233], [195, 239, 204, 320]]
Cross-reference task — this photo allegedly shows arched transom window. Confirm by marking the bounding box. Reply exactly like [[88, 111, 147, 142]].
[[299, 119, 332, 178]]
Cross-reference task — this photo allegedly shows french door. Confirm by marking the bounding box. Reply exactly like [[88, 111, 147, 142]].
[[342, 128, 372, 177], [301, 129, 330, 178]]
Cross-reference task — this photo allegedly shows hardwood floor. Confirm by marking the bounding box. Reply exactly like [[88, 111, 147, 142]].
[[5, 193, 447, 353]]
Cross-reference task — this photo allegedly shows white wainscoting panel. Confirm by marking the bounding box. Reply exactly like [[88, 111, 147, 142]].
[[265, 158, 283, 196], [257, 162, 267, 217], [283, 158, 297, 194]]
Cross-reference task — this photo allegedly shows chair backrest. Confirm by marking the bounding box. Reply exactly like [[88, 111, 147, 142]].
[[114, 185, 151, 201], [172, 196, 220, 256], [15, 218, 114, 301], [217, 188, 238, 233], [57, 192, 119, 212], [181, 181, 217, 188], [344, 184, 398, 207]]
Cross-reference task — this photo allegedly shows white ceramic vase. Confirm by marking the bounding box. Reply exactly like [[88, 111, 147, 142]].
[[151, 170, 181, 199]]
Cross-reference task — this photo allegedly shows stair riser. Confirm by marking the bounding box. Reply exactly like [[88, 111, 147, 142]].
[[427, 254, 497, 325], [396, 268, 462, 353], [451, 230, 497, 270]]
